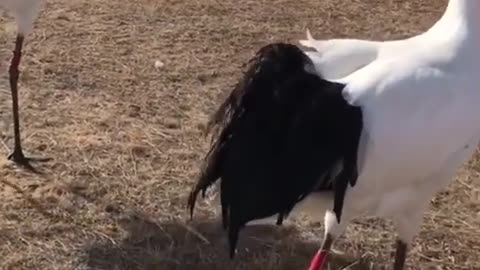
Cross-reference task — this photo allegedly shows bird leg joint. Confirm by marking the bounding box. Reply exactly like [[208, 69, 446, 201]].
[[9, 35, 24, 80]]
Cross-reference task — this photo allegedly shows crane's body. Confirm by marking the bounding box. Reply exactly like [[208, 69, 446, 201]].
[[336, 39, 480, 234], [188, 1, 480, 270]]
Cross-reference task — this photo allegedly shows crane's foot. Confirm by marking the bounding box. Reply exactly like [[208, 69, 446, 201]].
[[8, 150, 52, 173]]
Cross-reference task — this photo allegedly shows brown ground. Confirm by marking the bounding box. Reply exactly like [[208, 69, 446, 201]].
[[0, 0, 479, 269]]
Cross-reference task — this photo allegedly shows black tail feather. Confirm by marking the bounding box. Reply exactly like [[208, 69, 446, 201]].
[[187, 43, 363, 257]]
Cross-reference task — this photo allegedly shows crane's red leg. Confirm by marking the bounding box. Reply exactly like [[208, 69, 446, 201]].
[[393, 240, 408, 270], [308, 233, 333, 270], [7, 34, 51, 172]]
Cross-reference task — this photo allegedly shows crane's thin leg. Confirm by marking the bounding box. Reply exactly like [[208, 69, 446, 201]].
[[308, 233, 333, 270], [8, 35, 27, 163], [393, 240, 408, 270], [7, 34, 51, 172]]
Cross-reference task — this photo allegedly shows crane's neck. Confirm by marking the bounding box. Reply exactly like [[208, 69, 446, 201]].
[[420, 0, 480, 51], [444, 0, 479, 22], [431, 0, 480, 33]]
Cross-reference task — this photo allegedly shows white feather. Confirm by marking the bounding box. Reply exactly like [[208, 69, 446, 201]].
[[300, 29, 380, 80], [0, 0, 43, 34], [298, 24, 447, 81]]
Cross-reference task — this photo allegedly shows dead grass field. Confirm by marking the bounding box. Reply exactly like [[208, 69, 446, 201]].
[[0, 0, 479, 269]]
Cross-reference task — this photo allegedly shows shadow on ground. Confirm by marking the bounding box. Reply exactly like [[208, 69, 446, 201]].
[[83, 213, 372, 270]]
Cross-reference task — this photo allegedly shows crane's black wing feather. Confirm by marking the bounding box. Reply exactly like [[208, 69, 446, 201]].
[[187, 43, 363, 257]]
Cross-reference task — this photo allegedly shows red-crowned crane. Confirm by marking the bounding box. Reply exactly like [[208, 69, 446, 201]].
[[0, 0, 50, 171], [188, 0, 480, 269]]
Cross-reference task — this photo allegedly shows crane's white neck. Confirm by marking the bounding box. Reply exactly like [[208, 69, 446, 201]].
[[444, 0, 479, 21], [435, 0, 480, 29], [422, 0, 480, 46]]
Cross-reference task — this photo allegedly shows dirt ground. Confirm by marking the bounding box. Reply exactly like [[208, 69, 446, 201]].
[[0, 0, 479, 269]]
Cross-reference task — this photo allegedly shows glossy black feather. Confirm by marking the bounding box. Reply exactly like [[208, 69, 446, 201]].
[[187, 43, 363, 257]]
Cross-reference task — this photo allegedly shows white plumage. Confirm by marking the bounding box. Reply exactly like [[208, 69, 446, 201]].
[[300, 31, 381, 80], [0, 0, 43, 34], [298, 3, 469, 81], [188, 1, 480, 270]]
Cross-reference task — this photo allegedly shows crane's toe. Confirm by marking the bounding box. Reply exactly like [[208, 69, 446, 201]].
[[8, 150, 52, 173]]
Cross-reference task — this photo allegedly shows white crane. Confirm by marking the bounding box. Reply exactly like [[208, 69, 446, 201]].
[[188, 1, 479, 269], [0, 0, 50, 170]]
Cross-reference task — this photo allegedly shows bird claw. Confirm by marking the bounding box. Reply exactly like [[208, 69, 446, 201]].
[[7, 150, 52, 173]]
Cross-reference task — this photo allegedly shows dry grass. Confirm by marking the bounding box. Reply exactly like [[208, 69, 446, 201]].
[[0, 0, 479, 269]]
